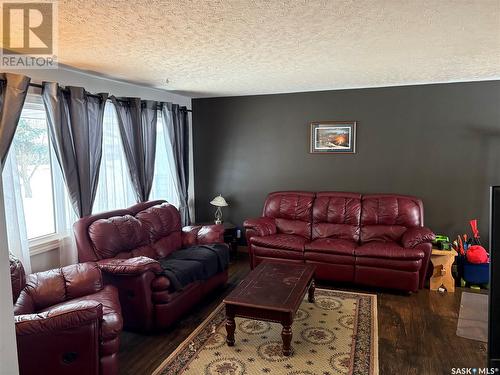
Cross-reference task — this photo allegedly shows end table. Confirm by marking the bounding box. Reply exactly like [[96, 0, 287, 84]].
[[430, 248, 458, 292]]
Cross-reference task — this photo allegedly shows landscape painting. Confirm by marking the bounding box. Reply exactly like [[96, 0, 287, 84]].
[[310, 121, 356, 154]]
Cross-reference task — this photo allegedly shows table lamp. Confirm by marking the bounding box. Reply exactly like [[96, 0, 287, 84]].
[[210, 194, 228, 224]]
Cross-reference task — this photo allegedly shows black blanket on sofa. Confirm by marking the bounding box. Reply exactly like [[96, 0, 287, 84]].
[[158, 244, 229, 291]]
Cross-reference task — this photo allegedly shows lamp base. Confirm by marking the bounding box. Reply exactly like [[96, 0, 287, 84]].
[[214, 207, 223, 225]]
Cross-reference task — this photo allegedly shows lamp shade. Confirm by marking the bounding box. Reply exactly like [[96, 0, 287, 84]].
[[210, 195, 228, 207]]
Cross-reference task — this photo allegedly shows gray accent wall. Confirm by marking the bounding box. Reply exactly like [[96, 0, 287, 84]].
[[193, 81, 500, 243]]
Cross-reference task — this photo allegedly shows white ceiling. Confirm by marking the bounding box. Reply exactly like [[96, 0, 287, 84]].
[[54, 1, 500, 97]]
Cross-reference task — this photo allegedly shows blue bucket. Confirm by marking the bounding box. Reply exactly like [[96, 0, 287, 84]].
[[463, 261, 490, 284]]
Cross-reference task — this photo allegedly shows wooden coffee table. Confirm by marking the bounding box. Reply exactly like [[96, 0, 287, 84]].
[[223, 261, 316, 356]]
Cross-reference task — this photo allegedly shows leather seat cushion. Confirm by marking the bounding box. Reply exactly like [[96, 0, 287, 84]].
[[356, 256, 422, 272], [251, 234, 307, 251], [41, 285, 122, 340], [253, 246, 304, 260], [304, 238, 358, 255], [355, 241, 425, 260]]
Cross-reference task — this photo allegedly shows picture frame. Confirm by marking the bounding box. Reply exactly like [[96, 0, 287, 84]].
[[309, 121, 357, 154]]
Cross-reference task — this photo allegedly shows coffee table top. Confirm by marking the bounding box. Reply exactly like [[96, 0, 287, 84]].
[[224, 261, 315, 313]]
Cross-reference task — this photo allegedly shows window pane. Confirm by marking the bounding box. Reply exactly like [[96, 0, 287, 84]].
[[11, 96, 55, 239], [150, 111, 180, 207], [93, 102, 136, 213]]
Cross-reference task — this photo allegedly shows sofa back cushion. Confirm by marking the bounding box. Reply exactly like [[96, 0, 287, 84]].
[[61, 263, 103, 301], [360, 194, 423, 243], [89, 215, 150, 259], [312, 192, 361, 241], [136, 203, 182, 258], [22, 269, 66, 312], [83, 201, 182, 260], [263, 191, 315, 239]]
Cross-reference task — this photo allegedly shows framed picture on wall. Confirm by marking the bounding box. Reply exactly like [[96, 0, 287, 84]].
[[310, 121, 357, 154]]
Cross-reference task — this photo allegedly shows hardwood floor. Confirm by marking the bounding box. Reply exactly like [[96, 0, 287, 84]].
[[119, 253, 487, 375]]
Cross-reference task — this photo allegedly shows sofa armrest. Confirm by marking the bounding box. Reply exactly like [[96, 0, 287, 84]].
[[401, 227, 436, 248], [182, 224, 225, 247], [97, 256, 162, 276], [243, 217, 276, 237], [15, 301, 103, 336]]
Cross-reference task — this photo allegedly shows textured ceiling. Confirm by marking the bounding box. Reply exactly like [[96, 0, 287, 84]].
[[40, 1, 500, 96]]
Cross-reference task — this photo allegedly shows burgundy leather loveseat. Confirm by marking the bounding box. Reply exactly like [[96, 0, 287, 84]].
[[244, 191, 435, 292], [10, 254, 122, 375], [74, 200, 228, 332]]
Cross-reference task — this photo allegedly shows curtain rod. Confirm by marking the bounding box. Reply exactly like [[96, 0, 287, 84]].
[[28, 82, 192, 112]]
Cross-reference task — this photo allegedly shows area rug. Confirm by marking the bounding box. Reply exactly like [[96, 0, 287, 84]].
[[456, 291, 488, 342], [153, 288, 378, 375]]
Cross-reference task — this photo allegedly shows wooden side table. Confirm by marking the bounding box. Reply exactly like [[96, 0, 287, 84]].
[[430, 249, 458, 292]]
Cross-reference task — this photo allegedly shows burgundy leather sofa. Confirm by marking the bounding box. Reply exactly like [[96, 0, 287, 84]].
[[10, 254, 122, 375], [244, 191, 435, 292], [74, 200, 228, 332]]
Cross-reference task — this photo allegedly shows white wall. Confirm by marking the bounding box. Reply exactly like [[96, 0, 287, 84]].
[[0, 66, 194, 373], [0, 176, 19, 375]]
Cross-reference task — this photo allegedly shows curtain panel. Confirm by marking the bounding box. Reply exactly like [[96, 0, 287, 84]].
[[161, 102, 190, 225], [0, 73, 31, 170], [92, 102, 136, 213], [42, 83, 108, 218], [0, 73, 31, 272], [110, 97, 157, 202]]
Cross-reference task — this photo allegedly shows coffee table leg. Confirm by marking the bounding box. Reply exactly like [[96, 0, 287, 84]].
[[281, 325, 293, 356], [308, 279, 315, 303], [225, 311, 236, 346]]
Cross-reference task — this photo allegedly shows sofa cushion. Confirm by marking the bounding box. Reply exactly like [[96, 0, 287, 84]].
[[360, 195, 424, 243], [304, 251, 355, 265], [263, 191, 314, 238], [88, 215, 150, 259], [312, 192, 361, 241], [356, 256, 422, 272], [136, 203, 182, 258], [305, 238, 357, 256], [41, 285, 122, 341], [136, 203, 181, 240], [251, 234, 307, 251], [355, 241, 425, 260], [252, 246, 304, 261]]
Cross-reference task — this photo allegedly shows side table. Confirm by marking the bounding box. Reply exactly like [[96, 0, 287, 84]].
[[430, 248, 458, 292]]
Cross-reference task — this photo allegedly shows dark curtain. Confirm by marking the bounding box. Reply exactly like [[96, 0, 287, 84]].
[[0, 73, 31, 171], [110, 97, 157, 202], [42, 83, 108, 218], [161, 102, 190, 225]]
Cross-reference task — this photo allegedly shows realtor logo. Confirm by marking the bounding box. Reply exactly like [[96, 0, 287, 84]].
[[1, 0, 58, 68]]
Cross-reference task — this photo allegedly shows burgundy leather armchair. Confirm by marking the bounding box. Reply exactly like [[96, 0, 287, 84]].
[[10, 254, 122, 375], [244, 191, 435, 292], [74, 200, 228, 332]]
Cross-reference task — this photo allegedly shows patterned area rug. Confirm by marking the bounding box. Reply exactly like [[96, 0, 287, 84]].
[[153, 288, 378, 375]]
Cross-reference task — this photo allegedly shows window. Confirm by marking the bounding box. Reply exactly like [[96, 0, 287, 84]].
[[3, 96, 181, 241], [150, 110, 180, 207], [6, 95, 56, 240], [92, 102, 136, 213]]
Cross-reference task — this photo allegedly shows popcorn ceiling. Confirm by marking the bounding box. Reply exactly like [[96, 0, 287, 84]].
[[41, 1, 500, 97]]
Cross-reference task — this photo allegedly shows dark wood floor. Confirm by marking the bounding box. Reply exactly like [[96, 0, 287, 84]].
[[119, 252, 487, 375]]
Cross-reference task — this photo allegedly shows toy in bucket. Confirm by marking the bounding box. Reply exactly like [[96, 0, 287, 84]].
[[454, 219, 490, 288]]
